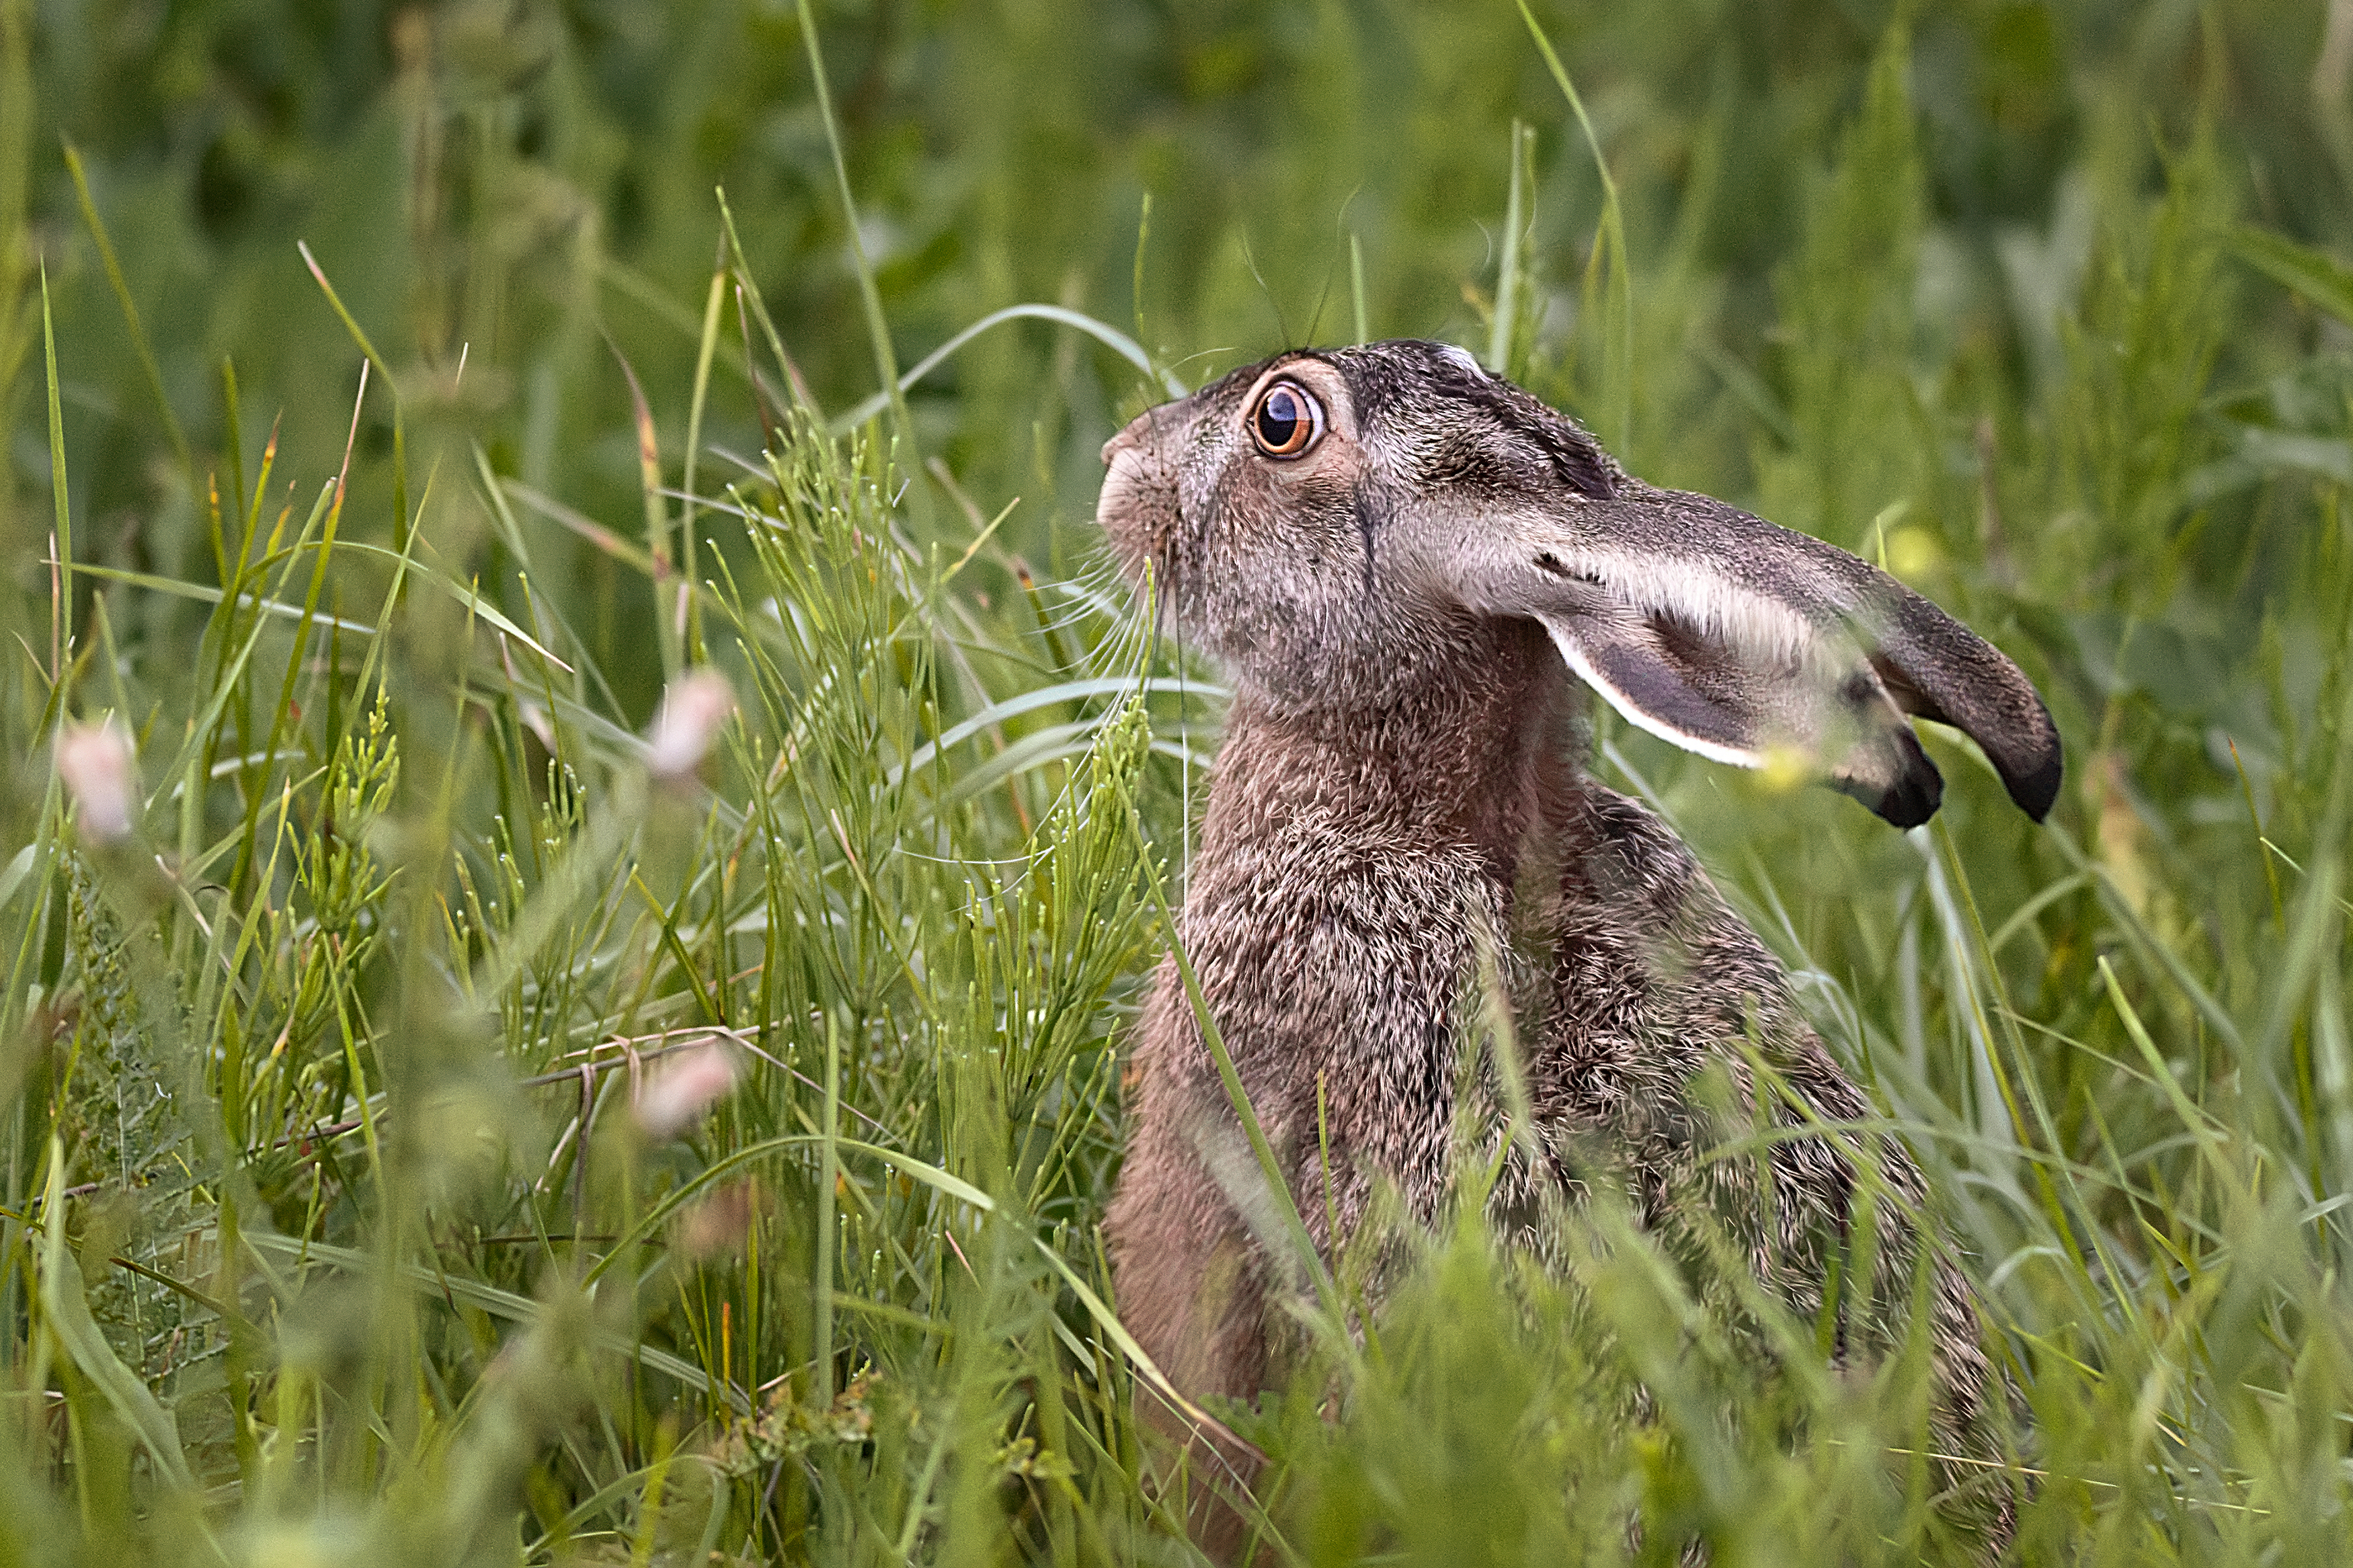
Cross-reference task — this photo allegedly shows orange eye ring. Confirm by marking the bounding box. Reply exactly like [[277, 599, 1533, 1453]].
[[1247, 378, 1324, 459]]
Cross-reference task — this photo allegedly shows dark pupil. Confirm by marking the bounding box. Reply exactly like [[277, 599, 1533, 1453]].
[[1258, 389, 1301, 447]]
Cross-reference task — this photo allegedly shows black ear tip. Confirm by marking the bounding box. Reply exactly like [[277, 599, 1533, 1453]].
[[2003, 741, 2065, 823], [1873, 768, 1944, 829], [1838, 753, 1944, 829]]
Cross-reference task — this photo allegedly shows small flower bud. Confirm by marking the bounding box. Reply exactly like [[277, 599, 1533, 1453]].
[[634, 1039, 740, 1139], [55, 718, 138, 845], [645, 669, 735, 780]]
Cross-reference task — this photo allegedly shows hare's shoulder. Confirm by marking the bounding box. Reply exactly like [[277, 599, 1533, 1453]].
[[1536, 784, 1873, 1122], [1544, 782, 1787, 1001]]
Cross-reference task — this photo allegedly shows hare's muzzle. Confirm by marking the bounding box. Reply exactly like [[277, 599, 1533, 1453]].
[[1101, 409, 1158, 468], [1094, 405, 1185, 569]]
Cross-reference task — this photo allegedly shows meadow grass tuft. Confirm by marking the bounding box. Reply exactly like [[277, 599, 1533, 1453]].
[[4, 3, 2353, 1563]]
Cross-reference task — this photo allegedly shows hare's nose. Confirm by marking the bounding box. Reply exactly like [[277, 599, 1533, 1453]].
[[1101, 409, 1159, 467]]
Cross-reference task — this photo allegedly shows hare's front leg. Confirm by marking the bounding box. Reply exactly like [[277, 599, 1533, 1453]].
[[1105, 969, 1279, 1409], [1107, 833, 1502, 1381], [1104, 966, 1285, 1558]]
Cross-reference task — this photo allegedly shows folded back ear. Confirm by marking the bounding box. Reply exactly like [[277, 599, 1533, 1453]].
[[1531, 587, 1950, 825], [1451, 485, 2062, 829]]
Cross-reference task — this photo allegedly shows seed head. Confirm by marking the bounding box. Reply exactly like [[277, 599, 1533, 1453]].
[[635, 1038, 740, 1139], [645, 668, 736, 780], [55, 718, 139, 845]]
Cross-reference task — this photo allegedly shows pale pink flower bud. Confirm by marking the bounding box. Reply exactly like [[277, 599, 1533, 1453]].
[[644, 669, 735, 780], [55, 718, 138, 845], [634, 1040, 739, 1139]]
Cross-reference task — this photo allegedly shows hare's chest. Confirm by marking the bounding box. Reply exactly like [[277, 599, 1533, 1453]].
[[1176, 829, 1508, 1151]]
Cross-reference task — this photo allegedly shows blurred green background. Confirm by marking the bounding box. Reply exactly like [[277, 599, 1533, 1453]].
[[8, 1, 2353, 1562], [11, 0, 2338, 646], [13, 0, 2351, 999], [10, 0, 2350, 866]]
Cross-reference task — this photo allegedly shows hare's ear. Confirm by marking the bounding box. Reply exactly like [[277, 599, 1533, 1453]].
[[1453, 489, 2063, 829]]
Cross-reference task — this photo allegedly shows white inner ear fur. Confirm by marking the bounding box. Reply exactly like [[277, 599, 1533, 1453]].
[[1533, 616, 1764, 769], [1529, 546, 1831, 671]]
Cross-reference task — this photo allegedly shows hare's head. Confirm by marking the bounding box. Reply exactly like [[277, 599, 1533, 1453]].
[[1097, 340, 2060, 827]]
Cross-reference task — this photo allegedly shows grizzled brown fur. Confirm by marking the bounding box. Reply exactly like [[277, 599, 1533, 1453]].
[[1095, 341, 2058, 1553]]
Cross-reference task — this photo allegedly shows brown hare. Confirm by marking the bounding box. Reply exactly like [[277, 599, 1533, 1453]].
[[1095, 341, 2059, 1554]]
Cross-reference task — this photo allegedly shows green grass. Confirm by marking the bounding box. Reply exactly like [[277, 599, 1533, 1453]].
[[3, 1, 2353, 1562]]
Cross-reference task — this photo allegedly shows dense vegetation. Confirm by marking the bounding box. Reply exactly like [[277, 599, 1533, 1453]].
[[3, 1, 2352, 1561]]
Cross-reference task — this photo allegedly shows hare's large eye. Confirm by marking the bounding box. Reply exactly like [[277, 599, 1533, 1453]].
[[1248, 379, 1324, 459]]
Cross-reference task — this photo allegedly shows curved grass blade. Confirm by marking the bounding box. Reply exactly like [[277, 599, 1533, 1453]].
[[828, 304, 1185, 434]]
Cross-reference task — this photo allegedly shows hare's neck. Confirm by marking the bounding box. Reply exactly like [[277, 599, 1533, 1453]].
[[1204, 621, 1582, 872]]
